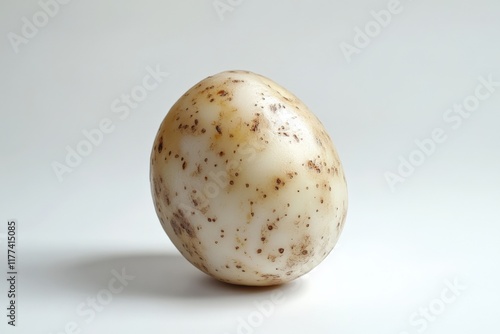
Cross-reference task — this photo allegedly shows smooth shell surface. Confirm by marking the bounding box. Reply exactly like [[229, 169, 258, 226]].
[[150, 70, 347, 286]]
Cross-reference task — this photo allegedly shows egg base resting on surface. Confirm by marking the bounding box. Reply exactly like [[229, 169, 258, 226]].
[[150, 70, 347, 286]]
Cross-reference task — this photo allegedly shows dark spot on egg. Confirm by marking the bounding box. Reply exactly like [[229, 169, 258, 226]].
[[171, 209, 195, 238], [157, 137, 163, 153], [307, 160, 321, 173], [250, 118, 260, 132]]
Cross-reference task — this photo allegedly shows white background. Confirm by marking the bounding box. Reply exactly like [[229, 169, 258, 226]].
[[1, 0, 499, 333]]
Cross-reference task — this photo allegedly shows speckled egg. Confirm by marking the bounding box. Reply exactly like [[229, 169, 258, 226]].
[[150, 70, 347, 286]]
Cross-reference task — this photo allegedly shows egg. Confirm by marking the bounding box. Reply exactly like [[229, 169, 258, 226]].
[[150, 70, 347, 286]]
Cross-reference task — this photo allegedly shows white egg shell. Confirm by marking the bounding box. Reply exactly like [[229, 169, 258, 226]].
[[150, 70, 347, 286]]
